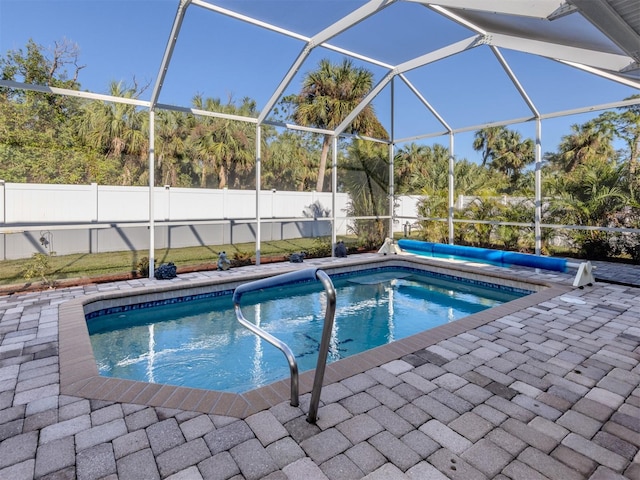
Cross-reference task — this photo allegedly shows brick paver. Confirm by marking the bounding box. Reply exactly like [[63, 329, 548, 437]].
[[0, 255, 638, 479]]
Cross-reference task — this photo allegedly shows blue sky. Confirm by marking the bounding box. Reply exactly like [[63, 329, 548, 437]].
[[1, 0, 638, 163]]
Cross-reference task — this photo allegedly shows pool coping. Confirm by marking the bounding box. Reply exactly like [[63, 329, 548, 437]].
[[58, 254, 572, 419]]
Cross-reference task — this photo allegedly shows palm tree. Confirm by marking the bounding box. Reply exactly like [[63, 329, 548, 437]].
[[453, 159, 503, 197], [545, 156, 628, 258], [77, 81, 148, 185], [473, 126, 505, 167], [341, 139, 389, 249], [190, 95, 257, 188], [498, 198, 534, 252], [155, 110, 194, 187], [473, 127, 534, 189], [264, 131, 318, 191], [612, 96, 640, 202], [462, 196, 506, 247], [394, 143, 450, 194], [398, 142, 507, 245], [546, 121, 615, 173], [490, 130, 534, 180], [416, 194, 449, 243], [290, 58, 387, 192]]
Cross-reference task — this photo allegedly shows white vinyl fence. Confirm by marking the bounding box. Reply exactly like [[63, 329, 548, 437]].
[[1, 182, 417, 260], [0, 182, 349, 224]]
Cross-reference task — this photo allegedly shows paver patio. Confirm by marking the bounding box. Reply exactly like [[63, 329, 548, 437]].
[[0, 254, 638, 479]]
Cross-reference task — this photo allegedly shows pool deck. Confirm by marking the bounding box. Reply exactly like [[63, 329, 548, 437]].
[[0, 254, 638, 479]]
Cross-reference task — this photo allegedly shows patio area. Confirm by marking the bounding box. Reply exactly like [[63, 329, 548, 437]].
[[0, 254, 638, 480]]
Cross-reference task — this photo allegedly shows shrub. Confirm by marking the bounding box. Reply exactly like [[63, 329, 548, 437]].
[[577, 231, 613, 260], [305, 237, 332, 258], [349, 219, 386, 251], [137, 257, 151, 277], [24, 252, 55, 288], [622, 234, 640, 263], [231, 250, 252, 267], [417, 195, 448, 243]]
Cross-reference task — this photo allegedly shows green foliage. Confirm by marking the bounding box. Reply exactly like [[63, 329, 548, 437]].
[[622, 234, 640, 263], [578, 231, 613, 260], [285, 58, 387, 192], [544, 156, 629, 259], [305, 237, 332, 258], [416, 195, 449, 243], [231, 250, 252, 267], [23, 253, 55, 288], [261, 130, 319, 191], [341, 139, 389, 249], [136, 257, 151, 277], [345, 217, 386, 251], [394, 143, 449, 195], [2, 40, 639, 262], [461, 197, 506, 247], [189, 95, 258, 189], [494, 199, 535, 252], [472, 126, 535, 192]]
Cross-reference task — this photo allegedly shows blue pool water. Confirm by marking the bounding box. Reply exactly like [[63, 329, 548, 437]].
[[87, 268, 528, 393]]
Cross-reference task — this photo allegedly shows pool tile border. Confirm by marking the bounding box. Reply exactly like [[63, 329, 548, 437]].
[[59, 254, 571, 419], [86, 264, 533, 325]]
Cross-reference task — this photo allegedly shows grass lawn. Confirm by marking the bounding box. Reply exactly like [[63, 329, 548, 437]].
[[0, 238, 339, 288]]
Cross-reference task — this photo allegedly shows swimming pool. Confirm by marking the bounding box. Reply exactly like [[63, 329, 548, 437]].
[[86, 266, 529, 393]]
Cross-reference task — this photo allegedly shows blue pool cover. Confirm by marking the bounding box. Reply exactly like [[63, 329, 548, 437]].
[[397, 239, 568, 273]]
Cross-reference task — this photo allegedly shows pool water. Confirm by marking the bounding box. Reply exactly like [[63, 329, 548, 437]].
[[87, 269, 526, 393]]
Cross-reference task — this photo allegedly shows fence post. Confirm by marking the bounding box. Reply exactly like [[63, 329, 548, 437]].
[[0, 180, 5, 224], [164, 185, 171, 221], [223, 187, 228, 219], [0, 180, 4, 261], [91, 183, 98, 222]]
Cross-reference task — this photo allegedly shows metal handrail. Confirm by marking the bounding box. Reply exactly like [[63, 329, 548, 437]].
[[233, 268, 337, 423]]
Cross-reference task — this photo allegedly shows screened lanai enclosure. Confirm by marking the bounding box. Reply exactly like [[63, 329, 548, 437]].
[[1, 0, 639, 276]]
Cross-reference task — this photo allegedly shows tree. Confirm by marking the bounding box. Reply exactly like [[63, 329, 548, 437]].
[[489, 130, 534, 179], [396, 142, 510, 244], [545, 120, 615, 173], [472, 126, 504, 167], [541, 109, 640, 259], [1, 38, 84, 111], [341, 139, 390, 249], [263, 131, 318, 191], [394, 143, 450, 194], [155, 109, 196, 187], [453, 159, 504, 197], [288, 58, 387, 192], [594, 95, 640, 202], [190, 95, 257, 189], [76, 81, 149, 185], [545, 156, 628, 258], [462, 196, 506, 247], [473, 126, 534, 190], [607, 95, 640, 202], [498, 199, 535, 252], [416, 194, 449, 243], [0, 38, 94, 183]]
